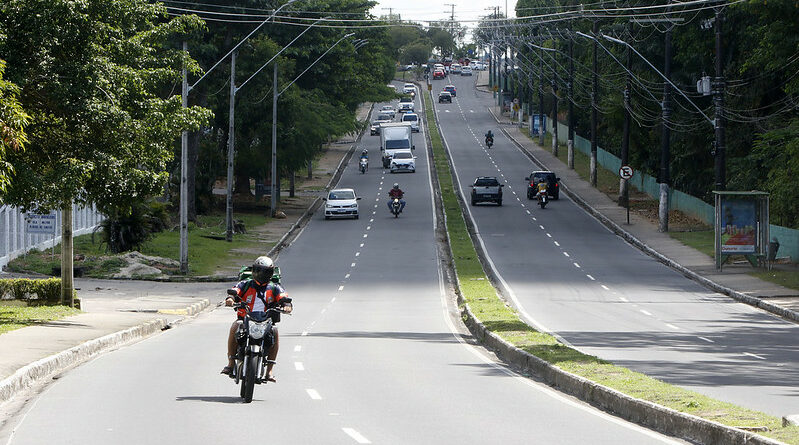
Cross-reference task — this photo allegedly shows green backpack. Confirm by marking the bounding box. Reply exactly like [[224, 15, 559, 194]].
[[237, 265, 281, 284]]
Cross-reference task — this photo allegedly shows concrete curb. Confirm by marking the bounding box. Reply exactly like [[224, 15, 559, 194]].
[[157, 298, 210, 316], [0, 298, 211, 406], [460, 303, 784, 445], [429, 92, 785, 444], [490, 108, 799, 324], [0, 318, 167, 406]]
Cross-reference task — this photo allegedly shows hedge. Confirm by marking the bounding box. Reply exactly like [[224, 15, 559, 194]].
[[0, 278, 78, 307]]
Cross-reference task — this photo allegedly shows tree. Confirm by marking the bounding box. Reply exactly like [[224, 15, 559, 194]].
[[0, 0, 212, 303], [399, 41, 433, 65], [0, 60, 29, 196]]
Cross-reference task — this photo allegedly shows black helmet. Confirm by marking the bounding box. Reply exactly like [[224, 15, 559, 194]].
[[252, 256, 275, 283], [393, 183, 399, 190]]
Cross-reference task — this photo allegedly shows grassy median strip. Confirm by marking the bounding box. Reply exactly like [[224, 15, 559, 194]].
[[422, 92, 799, 443]]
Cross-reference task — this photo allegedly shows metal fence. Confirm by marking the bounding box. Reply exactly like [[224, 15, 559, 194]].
[[545, 119, 798, 262], [0, 204, 104, 270]]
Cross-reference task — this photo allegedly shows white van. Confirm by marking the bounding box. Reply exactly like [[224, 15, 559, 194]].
[[401, 113, 420, 132]]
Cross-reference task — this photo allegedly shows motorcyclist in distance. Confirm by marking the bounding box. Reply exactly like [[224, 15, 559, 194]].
[[485, 130, 494, 147], [360, 149, 368, 160], [387, 183, 406, 213]]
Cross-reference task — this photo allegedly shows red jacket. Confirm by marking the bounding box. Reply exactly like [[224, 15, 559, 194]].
[[232, 280, 287, 318], [389, 188, 404, 199]]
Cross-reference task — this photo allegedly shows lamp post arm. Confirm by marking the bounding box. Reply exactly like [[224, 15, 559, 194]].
[[238, 16, 330, 92], [190, 0, 298, 90], [278, 33, 355, 97]]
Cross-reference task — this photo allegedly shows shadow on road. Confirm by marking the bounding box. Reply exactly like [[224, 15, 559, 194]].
[[175, 395, 244, 404]]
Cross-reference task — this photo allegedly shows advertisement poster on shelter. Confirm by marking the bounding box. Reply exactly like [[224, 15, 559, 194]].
[[720, 198, 756, 254]]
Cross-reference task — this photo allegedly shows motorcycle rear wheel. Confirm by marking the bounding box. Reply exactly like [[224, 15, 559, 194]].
[[242, 356, 258, 403]]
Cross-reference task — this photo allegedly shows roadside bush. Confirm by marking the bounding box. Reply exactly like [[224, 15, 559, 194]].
[[95, 200, 171, 253], [0, 278, 68, 305]]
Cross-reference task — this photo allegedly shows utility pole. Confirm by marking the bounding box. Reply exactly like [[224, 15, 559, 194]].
[[567, 26, 575, 169], [180, 41, 189, 273], [271, 61, 279, 218], [538, 45, 545, 146], [620, 27, 632, 207], [551, 45, 558, 157], [382, 7, 393, 21], [659, 18, 674, 233], [713, 7, 726, 191], [590, 21, 598, 187], [225, 50, 237, 242]]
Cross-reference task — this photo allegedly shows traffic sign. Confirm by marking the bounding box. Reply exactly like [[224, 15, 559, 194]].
[[619, 165, 634, 180]]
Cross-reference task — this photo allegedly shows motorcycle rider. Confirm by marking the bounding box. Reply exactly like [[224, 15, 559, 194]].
[[387, 183, 406, 213], [484, 130, 494, 146], [360, 149, 368, 161], [222, 256, 292, 382], [359, 149, 368, 172], [537, 178, 548, 197]]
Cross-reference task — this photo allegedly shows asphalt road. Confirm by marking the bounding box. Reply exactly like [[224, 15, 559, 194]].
[[3, 84, 684, 445], [431, 72, 799, 418]]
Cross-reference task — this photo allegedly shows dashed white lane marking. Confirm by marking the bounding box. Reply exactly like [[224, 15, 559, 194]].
[[373, 204, 377, 208], [539, 225, 545, 230], [698, 336, 715, 343], [342, 427, 371, 444], [378, 187, 382, 191], [619, 296, 629, 302], [743, 352, 767, 360], [546, 233, 552, 238], [573, 262, 581, 268], [366, 226, 371, 230], [512, 191, 516, 195], [350, 263, 356, 267], [554, 241, 560, 246], [521, 203, 525, 208], [306, 389, 322, 400], [586, 274, 596, 281], [363, 234, 368, 238], [532, 217, 537, 221], [331, 297, 336, 302], [355, 252, 360, 257], [321, 308, 327, 314], [375, 198, 379, 202], [344, 273, 350, 279], [372, 211, 376, 215], [601, 284, 610, 290], [640, 309, 653, 316], [294, 345, 302, 352], [665, 323, 680, 330], [301, 331, 309, 336], [526, 210, 531, 214], [563, 252, 570, 257], [338, 285, 344, 291], [360, 242, 365, 247], [295, 362, 305, 371]]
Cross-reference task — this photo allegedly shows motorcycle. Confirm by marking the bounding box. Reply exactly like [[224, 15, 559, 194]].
[[226, 289, 292, 403], [536, 187, 548, 209], [390, 198, 402, 218], [359, 157, 368, 174], [485, 136, 494, 149]]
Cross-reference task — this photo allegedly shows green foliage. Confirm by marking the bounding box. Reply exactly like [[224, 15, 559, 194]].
[[0, 0, 212, 211], [0, 60, 29, 196], [0, 278, 64, 305], [94, 200, 171, 253]]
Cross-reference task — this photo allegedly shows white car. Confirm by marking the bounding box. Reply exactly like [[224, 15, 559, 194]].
[[390, 150, 416, 173], [401, 113, 420, 132], [324, 188, 360, 219], [380, 105, 396, 119], [402, 83, 416, 97], [398, 102, 414, 113], [460, 66, 473, 76], [450, 63, 461, 74]]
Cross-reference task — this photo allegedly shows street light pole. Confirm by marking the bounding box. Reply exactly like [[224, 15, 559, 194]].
[[225, 50, 237, 242], [713, 7, 726, 191]]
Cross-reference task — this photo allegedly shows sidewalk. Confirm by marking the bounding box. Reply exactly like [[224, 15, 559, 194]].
[[475, 71, 799, 321], [0, 103, 369, 407]]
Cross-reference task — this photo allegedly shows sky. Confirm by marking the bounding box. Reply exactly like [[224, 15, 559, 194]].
[[369, 0, 518, 40]]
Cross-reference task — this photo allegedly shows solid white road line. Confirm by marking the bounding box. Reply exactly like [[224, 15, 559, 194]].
[[306, 389, 322, 400], [744, 352, 766, 360], [342, 428, 371, 444]]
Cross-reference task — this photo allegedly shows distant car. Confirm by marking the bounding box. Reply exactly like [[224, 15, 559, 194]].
[[438, 91, 452, 103], [401, 113, 420, 132], [461, 66, 473, 76], [433, 69, 445, 80], [525, 170, 560, 200], [370, 113, 393, 135], [389, 150, 416, 173], [450, 63, 462, 74], [470, 176, 503, 206], [324, 188, 361, 219], [398, 102, 414, 113], [402, 84, 415, 96], [443, 85, 456, 97], [380, 105, 396, 119]]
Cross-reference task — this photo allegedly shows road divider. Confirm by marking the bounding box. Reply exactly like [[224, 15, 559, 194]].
[[420, 89, 793, 445]]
